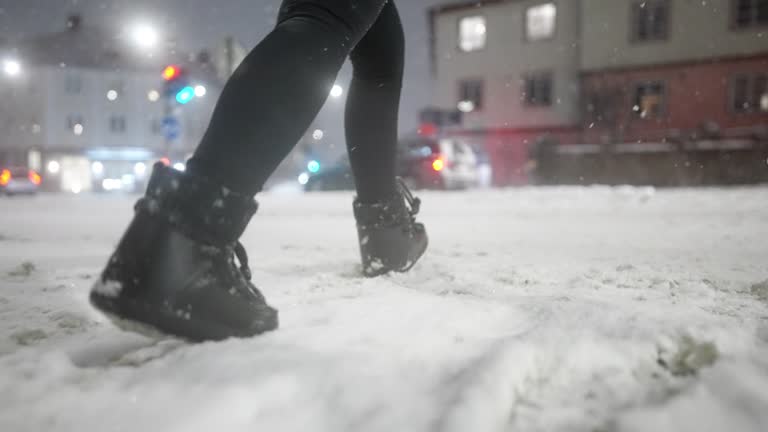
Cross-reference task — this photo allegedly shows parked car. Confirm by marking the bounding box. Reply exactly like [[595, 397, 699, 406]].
[[397, 136, 480, 190], [304, 157, 355, 191], [0, 167, 41, 196], [304, 136, 480, 192]]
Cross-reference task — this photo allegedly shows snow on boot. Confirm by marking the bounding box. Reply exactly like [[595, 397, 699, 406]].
[[354, 179, 428, 277], [90, 162, 278, 341]]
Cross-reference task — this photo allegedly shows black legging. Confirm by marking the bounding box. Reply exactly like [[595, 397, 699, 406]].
[[187, 0, 403, 202]]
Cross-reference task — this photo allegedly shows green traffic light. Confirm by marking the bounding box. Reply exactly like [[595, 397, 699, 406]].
[[307, 160, 320, 173]]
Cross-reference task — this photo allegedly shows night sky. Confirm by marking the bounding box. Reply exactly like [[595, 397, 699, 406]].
[[0, 0, 449, 136]]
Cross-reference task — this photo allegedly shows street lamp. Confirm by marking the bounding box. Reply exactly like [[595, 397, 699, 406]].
[[330, 84, 344, 99], [2, 59, 21, 77], [130, 23, 159, 49]]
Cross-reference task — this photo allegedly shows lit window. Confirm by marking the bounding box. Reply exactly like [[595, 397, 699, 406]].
[[458, 16, 487, 52], [633, 82, 666, 119], [526, 3, 557, 41]]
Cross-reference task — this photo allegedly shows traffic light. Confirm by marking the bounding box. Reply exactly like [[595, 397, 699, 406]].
[[161, 65, 191, 103], [175, 86, 195, 104], [162, 65, 181, 81], [307, 160, 321, 173]]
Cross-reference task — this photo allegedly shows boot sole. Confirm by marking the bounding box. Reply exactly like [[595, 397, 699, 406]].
[[363, 235, 430, 278], [90, 291, 278, 342]]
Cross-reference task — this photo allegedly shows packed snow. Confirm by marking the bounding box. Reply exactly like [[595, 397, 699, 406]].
[[1, 186, 767, 432]]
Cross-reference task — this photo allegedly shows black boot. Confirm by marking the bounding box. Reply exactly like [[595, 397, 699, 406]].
[[354, 179, 428, 277], [90, 163, 278, 341]]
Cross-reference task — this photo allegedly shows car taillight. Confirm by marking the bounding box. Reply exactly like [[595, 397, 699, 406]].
[[432, 158, 445, 172], [0, 169, 10, 186], [28, 170, 41, 185]]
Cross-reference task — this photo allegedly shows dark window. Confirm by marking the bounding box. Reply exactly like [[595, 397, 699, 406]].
[[523, 73, 553, 107], [151, 118, 163, 135], [632, 81, 666, 119], [732, 74, 768, 113], [584, 89, 622, 125], [631, 0, 670, 42], [66, 114, 83, 130], [109, 116, 127, 133], [732, 0, 768, 28], [458, 79, 484, 111]]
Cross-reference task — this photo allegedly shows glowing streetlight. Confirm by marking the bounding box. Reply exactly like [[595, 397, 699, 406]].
[[47, 160, 61, 174], [131, 24, 159, 49], [312, 129, 324, 140], [147, 90, 160, 102], [194, 85, 207, 97], [3, 59, 21, 77], [91, 161, 104, 175], [330, 84, 344, 98], [134, 162, 147, 177]]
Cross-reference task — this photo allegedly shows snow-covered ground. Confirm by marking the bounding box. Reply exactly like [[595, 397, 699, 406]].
[[1, 186, 767, 432]]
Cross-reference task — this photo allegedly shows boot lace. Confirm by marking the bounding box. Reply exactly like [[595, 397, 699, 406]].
[[397, 177, 421, 224], [234, 242, 253, 281]]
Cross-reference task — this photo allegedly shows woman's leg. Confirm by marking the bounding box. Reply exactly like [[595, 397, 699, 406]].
[[345, 1, 405, 203], [187, 0, 392, 196]]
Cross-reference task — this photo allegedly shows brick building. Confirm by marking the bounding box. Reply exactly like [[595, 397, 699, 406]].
[[581, 0, 768, 145]]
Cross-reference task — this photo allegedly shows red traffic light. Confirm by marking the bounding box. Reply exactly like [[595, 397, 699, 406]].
[[162, 65, 181, 81]]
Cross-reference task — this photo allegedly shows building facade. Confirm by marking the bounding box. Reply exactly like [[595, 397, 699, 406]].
[[581, 0, 768, 145], [0, 16, 221, 193], [430, 0, 582, 184], [429, 0, 768, 185]]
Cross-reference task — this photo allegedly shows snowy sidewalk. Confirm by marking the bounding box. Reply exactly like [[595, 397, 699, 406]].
[[1, 187, 767, 432]]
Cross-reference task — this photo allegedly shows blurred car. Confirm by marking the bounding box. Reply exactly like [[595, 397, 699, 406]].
[[0, 167, 41, 196], [398, 136, 479, 190], [304, 136, 480, 192], [304, 157, 354, 191]]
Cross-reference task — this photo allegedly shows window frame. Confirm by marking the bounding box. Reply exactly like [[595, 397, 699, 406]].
[[457, 78, 485, 112], [456, 15, 488, 53], [66, 114, 84, 131], [730, 73, 768, 114], [524, 2, 558, 43], [522, 71, 554, 108], [730, 0, 768, 30], [631, 80, 668, 120], [109, 115, 127, 134], [629, 0, 671, 44]]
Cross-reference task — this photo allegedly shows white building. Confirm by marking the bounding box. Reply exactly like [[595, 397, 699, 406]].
[[0, 16, 220, 193], [429, 0, 582, 185], [430, 0, 581, 129]]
